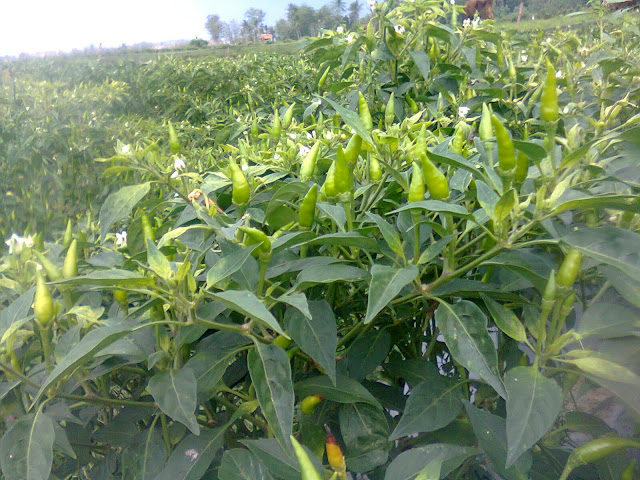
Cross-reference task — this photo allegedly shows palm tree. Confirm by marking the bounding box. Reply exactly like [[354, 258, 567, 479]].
[[348, 1, 361, 26], [333, 0, 347, 15]]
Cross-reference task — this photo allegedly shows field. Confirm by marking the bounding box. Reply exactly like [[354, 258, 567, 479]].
[[1, 2, 640, 480]]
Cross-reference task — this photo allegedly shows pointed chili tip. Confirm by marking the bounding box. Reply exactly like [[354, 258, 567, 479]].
[[324, 424, 337, 443]]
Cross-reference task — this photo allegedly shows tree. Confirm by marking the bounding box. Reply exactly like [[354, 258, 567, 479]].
[[222, 19, 241, 43], [243, 8, 267, 42], [205, 14, 223, 43], [348, 1, 361, 26]]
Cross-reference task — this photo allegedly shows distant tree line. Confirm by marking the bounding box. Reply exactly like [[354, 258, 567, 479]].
[[205, 0, 364, 44]]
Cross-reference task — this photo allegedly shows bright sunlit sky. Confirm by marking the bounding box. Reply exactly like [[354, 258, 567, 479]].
[[0, 0, 366, 57]]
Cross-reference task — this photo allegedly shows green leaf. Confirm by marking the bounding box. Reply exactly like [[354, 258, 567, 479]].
[[563, 227, 640, 282], [208, 290, 286, 337], [575, 302, 640, 339], [347, 329, 392, 382], [481, 294, 527, 342], [505, 366, 562, 468], [99, 182, 150, 241], [410, 50, 431, 81], [283, 300, 337, 383], [600, 265, 640, 308], [51, 269, 153, 287], [366, 212, 405, 260], [121, 427, 167, 480], [206, 245, 258, 288], [300, 232, 379, 252], [322, 97, 374, 145], [563, 353, 640, 385], [295, 264, 370, 289], [248, 342, 294, 452], [277, 293, 312, 320], [384, 444, 478, 480], [0, 409, 55, 480], [219, 449, 273, 480], [294, 375, 382, 409], [0, 287, 34, 341], [417, 235, 456, 266], [365, 265, 418, 324], [339, 403, 390, 473], [146, 238, 172, 280], [185, 340, 244, 401], [147, 368, 199, 435], [494, 189, 517, 223], [33, 323, 134, 405], [435, 301, 506, 398], [389, 376, 464, 440], [242, 438, 323, 480], [154, 427, 226, 480], [391, 200, 470, 217], [464, 401, 531, 480]]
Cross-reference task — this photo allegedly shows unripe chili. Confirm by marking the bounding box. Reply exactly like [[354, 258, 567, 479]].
[[450, 123, 466, 156], [333, 145, 352, 196], [421, 155, 450, 200], [369, 156, 382, 182], [358, 92, 373, 131], [35, 251, 62, 282], [251, 118, 259, 137], [300, 141, 320, 181], [141, 212, 155, 243], [272, 110, 282, 140], [323, 161, 337, 199], [479, 104, 493, 142], [282, 103, 295, 129], [408, 162, 426, 203], [622, 460, 637, 480], [558, 437, 640, 480], [385, 92, 395, 128], [491, 115, 516, 171], [229, 159, 250, 205], [63, 219, 73, 249], [556, 248, 582, 290], [290, 435, 323, 480], [238, 226, 271, 256], [168, 122, 180, 154], [318, 66, 331, 90], [344, 134, 362, 166], [300, 394, 322, 415], [298, 184, 318, 229], [62, 239, 78, 279], [540, 59, 559, 123], [407, 95, 419, 114], [34, 269, 54, 327], [113, 289, 128, 305]]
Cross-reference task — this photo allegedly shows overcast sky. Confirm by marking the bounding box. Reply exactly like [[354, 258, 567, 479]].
[[0, 0, 368, 57]]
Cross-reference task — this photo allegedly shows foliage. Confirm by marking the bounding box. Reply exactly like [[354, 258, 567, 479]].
[[2, 1, 640, 480]]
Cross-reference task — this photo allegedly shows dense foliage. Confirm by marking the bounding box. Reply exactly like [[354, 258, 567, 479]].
[[1, 1, 640, 480]]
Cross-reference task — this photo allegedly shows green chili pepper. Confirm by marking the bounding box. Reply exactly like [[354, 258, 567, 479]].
[[491, 115, 516, 172], [558, 437, 640, 480], [556, 248, 582, 291], [496, 41, 504, 68], [273, 334, 292, 350], [141, 212, 155, 243], [34, 251, 62, 282], [622, 459, 637, 480], [300, 141, 321, 181], [298, 184, 318, 229], [318, 65, 331, 90], [421, 155, 450, 200], [168, 122, 180, 154], [407, 95, 419, 114], [450, 122, 466, 156], [385, 92, 395, 128], [323, 161, 337, 199], [358, 91, 373, 131], [541, 59, 559, 123], [34, 269, 54, 327], [333, 145, 352, 196], [238, 226, 271, 256], [251, 118, 259, 137], [409, 162, 426, 203], [369, 156, 382, 182], [229, 159, 250, 205], [272, 109, 282, 139], [290, 435, 323, 480], [299, 394, 322, 415], [344, 134, 362, 166], [113, 289, 128, 306], [62, 239, 78, 279], [282, 103, 295, 129], [63, 219, 73, 249]]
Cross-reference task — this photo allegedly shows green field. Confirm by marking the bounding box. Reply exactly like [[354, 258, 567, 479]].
[[1, 2, 640, 480]]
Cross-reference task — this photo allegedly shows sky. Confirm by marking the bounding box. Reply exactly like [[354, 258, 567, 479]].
[[0, 0, 367, 57]]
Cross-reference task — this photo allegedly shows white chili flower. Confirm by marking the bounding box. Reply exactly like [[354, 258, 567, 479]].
[[458, 106, 470, 118], [556, 69, 562, 78], [5, 234, 33, 254], [121, 144, 130, 153], [521, 54, 528, 62], [463, 18, 471, 28], [274, 154, 281, 160], [472, 17, 480, 26], [563, 106, 570, 114], [115, 231, 127, 247], [346, 34, 355, 44], [450, 0, 455, 4], [289, 133, 297, 140], [241, 164, 249, 171], [336, 26, 344, 34], [299, 145, 311, 157], [174, 157, 186, 170], [394, 25, 405, 34], [170, 170, 179, 179], [326, 132, 333, 140]]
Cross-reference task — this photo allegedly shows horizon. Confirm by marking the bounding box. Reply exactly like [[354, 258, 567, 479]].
[[0, 0, 369, 57]]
